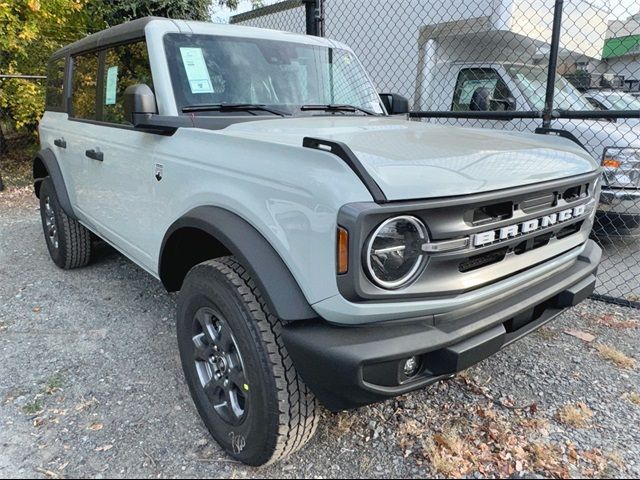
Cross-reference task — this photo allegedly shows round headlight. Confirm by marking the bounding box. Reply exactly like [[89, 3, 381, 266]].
[[365, 216, 427, 289]]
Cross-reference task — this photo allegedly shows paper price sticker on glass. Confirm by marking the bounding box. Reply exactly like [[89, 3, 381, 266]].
[[180, 47, 214, 94]]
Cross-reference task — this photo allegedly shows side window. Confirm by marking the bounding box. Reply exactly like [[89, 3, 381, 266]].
[[452, 68, 513, 112], [45, 57, 66, 111], [331, 50, 377, 109], [72, 52, 99, 120], [103, 41, 154, 124]]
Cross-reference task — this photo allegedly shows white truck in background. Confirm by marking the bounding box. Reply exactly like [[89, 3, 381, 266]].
[[232, 0, 640, 232], [414, 29, 640, 232]]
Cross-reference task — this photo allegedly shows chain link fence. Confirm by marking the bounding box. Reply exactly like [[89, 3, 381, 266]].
[[232, 0, 640, 307], [1, 3, 638, 306]]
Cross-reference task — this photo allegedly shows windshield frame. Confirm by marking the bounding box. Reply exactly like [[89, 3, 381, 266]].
[[163, 33, 385, 117]]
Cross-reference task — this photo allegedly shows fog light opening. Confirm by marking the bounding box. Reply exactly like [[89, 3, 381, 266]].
[[402, 356, 420, 378]]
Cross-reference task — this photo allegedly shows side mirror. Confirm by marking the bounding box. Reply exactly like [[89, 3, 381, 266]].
[[124, 84, 157, 126], [470, 87, 492, 111], [379, 93, 409, 114]]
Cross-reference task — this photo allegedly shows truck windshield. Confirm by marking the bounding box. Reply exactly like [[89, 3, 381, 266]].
[[507, 65, 594, 111], [601, 91, 640, 111], [164, 33, 384, 115]]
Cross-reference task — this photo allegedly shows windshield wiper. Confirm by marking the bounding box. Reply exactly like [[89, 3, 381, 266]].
[[181, 103, 289, 117], [300, 104, 377, 116]]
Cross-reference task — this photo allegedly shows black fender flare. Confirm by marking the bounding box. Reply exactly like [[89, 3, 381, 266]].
[[33, 148, 76, 219], [159, 206, 317, 322]]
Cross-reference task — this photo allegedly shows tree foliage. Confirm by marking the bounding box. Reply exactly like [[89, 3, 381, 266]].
[[96, 0, 213, 26], [0, 0, 100, 132], [0, 0, 260, 141]]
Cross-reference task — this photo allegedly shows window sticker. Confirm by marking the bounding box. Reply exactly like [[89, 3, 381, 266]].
[[105, 66, 118, 105], [180, 47, 214, 94]]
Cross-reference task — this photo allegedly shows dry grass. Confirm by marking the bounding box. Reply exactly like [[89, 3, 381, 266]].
[[606, 451, 626, 469], [591, 313, 638, 330], [397, 419, 427, 438], [527, 442, 562, 471], [329, 411, 360, 436], [432, 428, 465, 453], [421, 438, 465, 476], [594, 343, 637, 369], [535, 326, 559, 341], [625, 392, 640, 406], [556, 403, 594, 428]]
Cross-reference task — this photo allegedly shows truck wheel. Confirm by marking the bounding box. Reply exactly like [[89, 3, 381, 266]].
[[38, 177, 92, 269], [177, 257, 319, 466]]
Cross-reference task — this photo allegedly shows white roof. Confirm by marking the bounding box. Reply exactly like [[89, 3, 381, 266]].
[[147, 18, 352, 51]]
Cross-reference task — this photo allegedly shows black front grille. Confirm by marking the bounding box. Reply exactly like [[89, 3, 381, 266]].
[[459, 218, 586, 272], [556, 220, 585, 239], [459, 248, 508, 272]]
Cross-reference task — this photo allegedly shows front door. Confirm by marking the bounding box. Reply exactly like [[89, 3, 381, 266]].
[[66, 40, 162, 272]]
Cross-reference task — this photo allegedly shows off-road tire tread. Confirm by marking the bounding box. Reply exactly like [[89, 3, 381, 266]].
[[58, 206, 92, 269], [194, 257, 319, 464], [41, 178, 92, 270]]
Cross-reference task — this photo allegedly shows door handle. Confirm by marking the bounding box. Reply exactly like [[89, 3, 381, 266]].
[[54, 138, 67, 149], [85, 149, 104, 162]]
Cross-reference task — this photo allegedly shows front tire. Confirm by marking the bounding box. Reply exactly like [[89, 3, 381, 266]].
[[176, 257, 319, 466], [38, 178, 92, 269]]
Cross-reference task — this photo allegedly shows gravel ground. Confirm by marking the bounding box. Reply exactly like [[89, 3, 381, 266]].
[[1, 187, 639, 479]]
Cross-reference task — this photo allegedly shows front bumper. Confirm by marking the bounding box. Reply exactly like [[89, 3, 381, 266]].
[[282, 240, 601, 411], [597, 188, 640, 231]]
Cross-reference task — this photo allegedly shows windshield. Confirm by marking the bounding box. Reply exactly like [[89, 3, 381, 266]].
[[601, 91, 640, 110], [164, 33, 384, 115], [507, 65, 594, 111]]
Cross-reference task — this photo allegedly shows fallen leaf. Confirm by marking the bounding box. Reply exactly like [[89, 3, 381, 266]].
[[32, 307, 41, 313], [564, 329, 595, 342], [34, 467, 60, 479], [95, 444, 113, 452], [88, 422, 103, 431]]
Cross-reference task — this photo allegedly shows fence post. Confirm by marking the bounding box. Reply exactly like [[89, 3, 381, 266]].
[[542, 0, 564, 128], [302, 0, 321, 36]]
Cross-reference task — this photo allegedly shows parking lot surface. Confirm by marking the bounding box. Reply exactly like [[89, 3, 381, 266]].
[[1, 188, 639, 479]]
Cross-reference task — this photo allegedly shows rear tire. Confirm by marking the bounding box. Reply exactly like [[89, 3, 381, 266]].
[[38, 177, 92, 269], [177, 257, 319, 466]]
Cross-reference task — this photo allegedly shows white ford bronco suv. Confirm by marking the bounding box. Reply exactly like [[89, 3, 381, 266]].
[[35, 18, 602, 465]]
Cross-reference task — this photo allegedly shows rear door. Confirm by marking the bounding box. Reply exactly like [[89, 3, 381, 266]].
[[37, 56, 80, 204], [67, 41, 162, 272]]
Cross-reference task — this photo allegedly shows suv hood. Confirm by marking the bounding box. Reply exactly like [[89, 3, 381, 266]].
[[220, 116, 598, 201]]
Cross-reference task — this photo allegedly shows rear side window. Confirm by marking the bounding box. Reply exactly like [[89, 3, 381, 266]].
[[45, 57, 66, 111], [452, 68, 512, 111], [72, 52, 99, 120], [103, 41, 154, 124]]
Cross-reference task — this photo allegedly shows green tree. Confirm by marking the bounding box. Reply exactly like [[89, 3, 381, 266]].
[[95, 0, 212, 26], [0, 0, 263, 156], [0, 0, 100, 152], [95, 0, 264, 26]]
